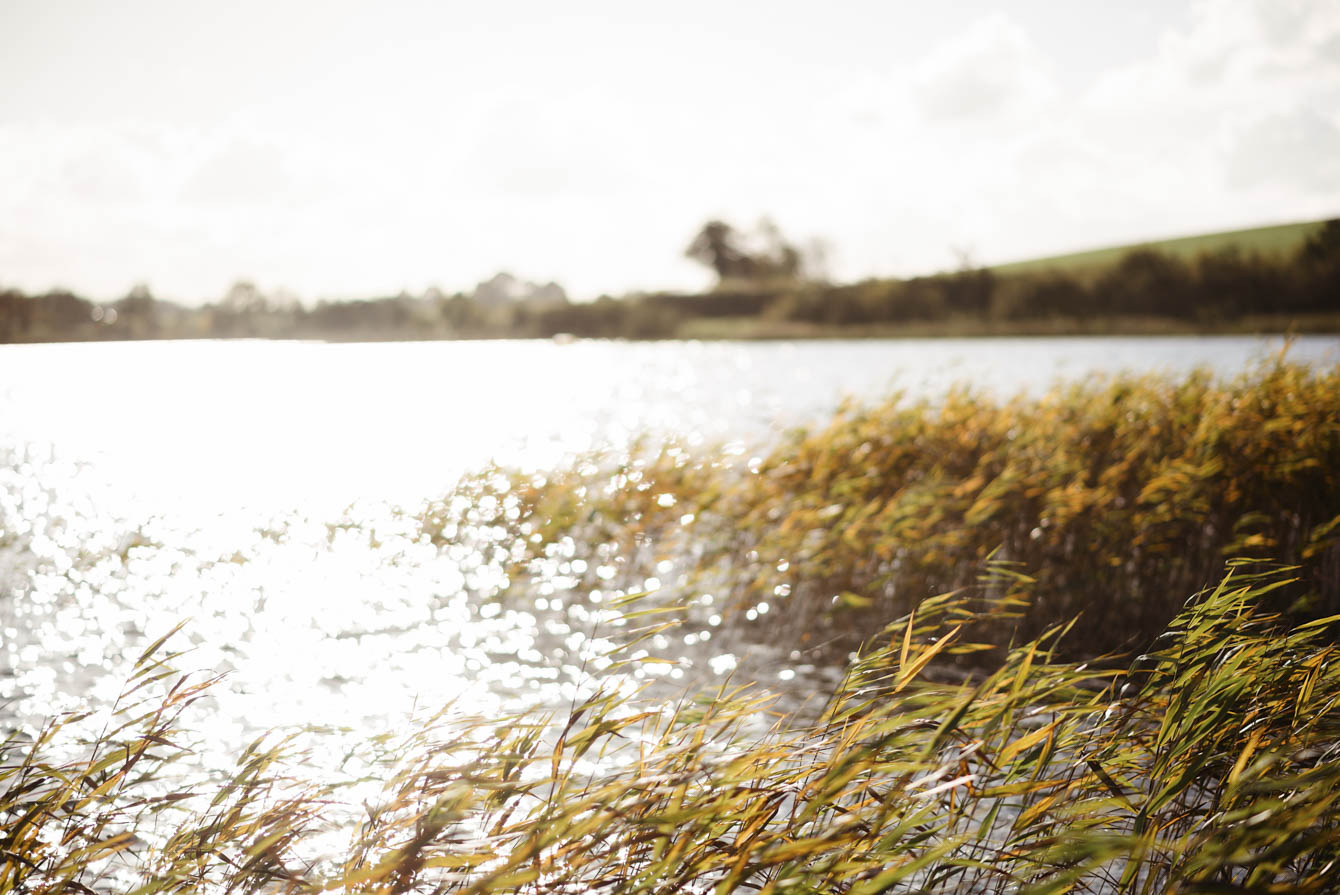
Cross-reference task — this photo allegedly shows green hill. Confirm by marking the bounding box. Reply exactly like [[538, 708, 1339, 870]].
[[990, 218, 1329, 277]]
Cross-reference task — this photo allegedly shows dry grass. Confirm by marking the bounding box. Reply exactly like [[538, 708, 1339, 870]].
[[3, 566, 1339, 893], [473, 355, 1340, 660]]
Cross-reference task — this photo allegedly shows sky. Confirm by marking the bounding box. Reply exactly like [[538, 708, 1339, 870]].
[[2, 0, 1339, 304]]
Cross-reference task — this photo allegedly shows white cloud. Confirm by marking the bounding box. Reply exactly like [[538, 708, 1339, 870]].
[[180, 140, 295, 206], [959, 0, 1340, 261], [913, 14, 1057, 123], [1081, 0, 1340, 157], [1227, 109, 1340, 191]]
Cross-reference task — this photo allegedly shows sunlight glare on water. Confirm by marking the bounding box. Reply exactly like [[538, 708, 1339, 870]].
[[0, 336, 1336, 774], [3, 337, 1335, 514]]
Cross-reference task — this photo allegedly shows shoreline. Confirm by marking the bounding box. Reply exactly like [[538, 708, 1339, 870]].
[[2, 310, 1339, 345]]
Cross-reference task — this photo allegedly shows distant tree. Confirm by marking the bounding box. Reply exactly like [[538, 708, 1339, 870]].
[[1300, 219, 1340, 267], [209, 280, 271, 337], [941, 249, 994, 315], [684, 217, 808, 286], [755, 218, 802, 280], [36, 290, 95, 334], [1193, 248, 1282, 318], [221, 280, 268, 315], [1095, 249, 1195, 318], [992, 272, 1092, 320], [685, 220, 757, 283], [114, 283, 160, 337], [1297, 219, 1340, 312], [0, 288, 32, 342]]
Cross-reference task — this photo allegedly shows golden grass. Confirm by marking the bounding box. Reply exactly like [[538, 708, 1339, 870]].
[[477, 355, 1340, 659], [3, 566, 1339, 893]]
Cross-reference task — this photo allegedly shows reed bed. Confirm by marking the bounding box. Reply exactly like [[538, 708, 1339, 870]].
[[3, 565, 1339, 893], [6, 358, 1340, 892], [467, 355, 1340, 659]]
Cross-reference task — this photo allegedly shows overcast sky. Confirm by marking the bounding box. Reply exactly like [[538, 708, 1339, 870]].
[[2, 0, 1338, 304]]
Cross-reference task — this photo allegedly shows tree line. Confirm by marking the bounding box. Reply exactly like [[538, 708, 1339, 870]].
[[2, 219, 1337, 343]]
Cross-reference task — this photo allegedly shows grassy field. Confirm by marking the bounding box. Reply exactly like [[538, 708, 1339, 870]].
[[5, 359, 1340, 893], [989, 218, 1328, 278], [670, 311, 1340, 340]]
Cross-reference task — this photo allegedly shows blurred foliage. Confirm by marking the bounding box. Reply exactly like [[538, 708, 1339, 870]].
[[683, 217, 808, 286], [3, 221, 1337, 343], [465, 359, 1340, 660]]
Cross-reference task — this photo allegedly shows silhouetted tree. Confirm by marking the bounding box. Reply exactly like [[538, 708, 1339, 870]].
[[1194, 248, 1286, 318], [684, 217, 808, 286], [992, 272, 1092, 319], [114, 283, 160, 338], [1296, 219, 1340, 312], [755, 218, 802, 281], [1300, 219, 1340, 267], [35, 290, 95, 336], [0, 289, 32, 342], [685, 220, 756, 282], [221, 280, 268, 315], [1095, 249, 1195, 318]]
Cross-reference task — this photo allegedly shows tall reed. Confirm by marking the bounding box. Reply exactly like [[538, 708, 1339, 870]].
[[4, 565, 1339, 893], [462, 357, 1340, 659]]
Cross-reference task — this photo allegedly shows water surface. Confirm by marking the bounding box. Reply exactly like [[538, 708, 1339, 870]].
[[1, 335, 1335, 771]]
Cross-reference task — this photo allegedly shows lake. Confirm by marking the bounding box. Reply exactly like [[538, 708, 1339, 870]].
[[1, 335, 1337, 772]]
